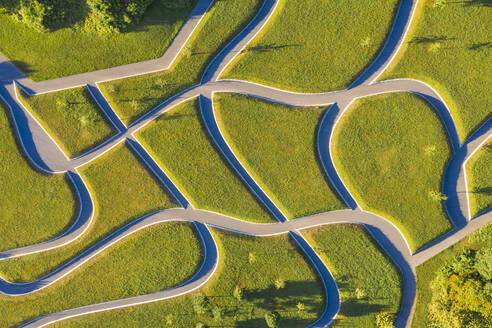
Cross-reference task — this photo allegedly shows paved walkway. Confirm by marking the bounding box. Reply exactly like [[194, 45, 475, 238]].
[[0, 0, 490, 327]]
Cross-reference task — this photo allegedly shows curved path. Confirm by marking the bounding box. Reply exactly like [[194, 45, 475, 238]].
[[0, 0, 490, 327]]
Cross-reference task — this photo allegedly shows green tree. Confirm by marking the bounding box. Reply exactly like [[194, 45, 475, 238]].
[[193, 294, 209, 315], [212, 306, 224, 321], [375, 312, 395, 328], [265, 311, 279, 328], [233, 285, 243, 301], [86, 0, 155, 32]]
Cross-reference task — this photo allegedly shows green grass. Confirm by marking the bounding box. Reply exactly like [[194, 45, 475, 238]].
[[381, 0, 492, 142], [214, 93, 345, 219], [0, 1, 196, 81], [0, 99, 76, 251], [99, 0, 263, 126], [221, 0, 399, 92], [333, 93, 453, 251], [17, 86, 116, 158], [304, 224, 402, 327], [0, 222, 202, 328], [0, 142, 176, 282], [51, 229, 324, 327], [137, 99, 273, 223], [411, 223, 492, 328], [467, 141, 492, 217]]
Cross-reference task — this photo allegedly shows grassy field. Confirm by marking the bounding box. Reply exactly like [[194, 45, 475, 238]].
[[381, 0, 492, 142], [0, 222, 202, 328], [0, 1, 195, 81], [137, 99, 273, 223], [221, 0, 399, 92], [332, 93, 453, 251], [99, 0, 263, 126], [303, 224, 402, 327], [17, 86, 116, 158], [0, 99, 76, 251], [411, 223, 492, 327], [52, 229, 324, 327], [0, 142, 177, 282], [467, 141, 492, 217], [214, 93, 345, 219]]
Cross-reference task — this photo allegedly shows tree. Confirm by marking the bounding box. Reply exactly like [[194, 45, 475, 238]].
[[233, 285, 243, 301], [428, 247, 492, 328], [296, 301, 305, 312], [265, 311, 279, 328], [375, 312, 395, 328], [212, 306, 224, 322], [274, 277, 285, 290], [86, 0, 155, 32], [193, 294, 209, 315]]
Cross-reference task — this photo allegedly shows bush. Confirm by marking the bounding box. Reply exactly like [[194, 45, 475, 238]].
[[265, 311, 279, 328], [86, 0, 155, 32], [16, 0, 65, 31], [376, 312, 395, 328]]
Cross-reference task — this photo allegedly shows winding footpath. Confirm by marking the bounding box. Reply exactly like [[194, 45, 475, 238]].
[[0, 0, 490, 327]]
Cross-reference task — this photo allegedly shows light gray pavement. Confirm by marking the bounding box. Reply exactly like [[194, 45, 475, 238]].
[[0, 0, 491, 326]]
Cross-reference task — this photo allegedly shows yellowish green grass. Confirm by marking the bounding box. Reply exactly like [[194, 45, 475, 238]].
[[382, 0, 492, 141], [0, 1, 195, 81], [333, 93, 453, 251], [0, 99, 76, 251], [222, 0, 399, 92], [467, 141, 492, 217], [17, 86, 115, 158], [304, 224, 402, 327], [411, 223, 492, 327], [137, 99, 273, 223], [214, 93, 345, 219], [0, 142, 176, 281], [52, 229, 324, 327], [0, 222, 201, 328], [99, 0, 263, 126]]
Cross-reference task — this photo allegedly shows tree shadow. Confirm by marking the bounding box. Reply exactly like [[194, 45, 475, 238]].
[[468, 42, 492, 51], [242, 43, 303, 54], [338, 298, 389, 317], [472, 186, 492, 195], [9, 60, 36, 75], [410, 36, 456, 44], [448, 0, 492, 7]]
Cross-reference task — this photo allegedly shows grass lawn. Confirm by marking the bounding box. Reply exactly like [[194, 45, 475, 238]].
[[0, 99, 76, 251], [332, 93, 453, 251], [0, 1, 196, 81], [411, 223, 492, 327], [99, 0, 263, 126], [303, 224, 402, 327], [0, 222, 202, 328], [214, 93, 345, 219], [467, 141, 492, 217], [0, 142, 177, 282], [52, 229, 324, 327], [381, 0, 492, 142], [17, 86, 116, 158], [221, 0, 399, 92], [137, 99, 273, 223]]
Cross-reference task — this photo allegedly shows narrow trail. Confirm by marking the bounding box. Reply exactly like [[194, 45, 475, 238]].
[[0, 0, 490, 327]]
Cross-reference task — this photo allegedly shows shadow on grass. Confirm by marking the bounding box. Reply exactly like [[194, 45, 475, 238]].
[[468, 42, 492, 51], [448, 0, 492, 7], [410, 36, 456, 44], [473, 186, 492, 195], [242, 43, 303, 54]]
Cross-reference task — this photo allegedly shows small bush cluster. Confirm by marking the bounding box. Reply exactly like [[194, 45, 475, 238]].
[[86, 0, 154, 32], [15, 0, 76, 31]]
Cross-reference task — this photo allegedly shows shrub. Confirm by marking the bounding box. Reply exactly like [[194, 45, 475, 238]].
[[376, 312, 395, 328], [16, 0, 65, 31], [193, 294, 209, 315], [86, 0, 155, 32], [265, 311, 279, 328]]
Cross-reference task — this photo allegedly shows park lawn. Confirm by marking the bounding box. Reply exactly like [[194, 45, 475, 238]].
[[0, 99, 76, 251], [137, 99, 273, 223], [52, 229, 324, 327], [214, 93, 345, 219], [303, 224, 402, 327], [0, 222, 202, 328], [467, 140, 492, 217], [221, 0, 399, 92], [0, 142, 177, 282], [332, 93, 453, 251], [381, 0, 492, 142], [17, 86, 116, 158], [0, 1, 195, 81], [99, 0, 262, 126], [411, 223, 492, 328]]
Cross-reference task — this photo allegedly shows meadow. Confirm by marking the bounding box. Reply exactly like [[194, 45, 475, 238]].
[[214, 93, 345, 219], [467, 141, 492, 217], [332, 93, 453, 251]]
